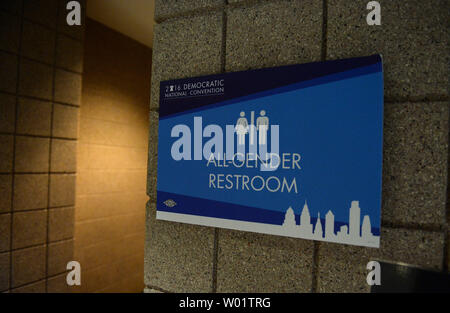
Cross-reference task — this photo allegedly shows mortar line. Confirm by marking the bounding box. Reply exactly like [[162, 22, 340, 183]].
[[443, 226, 449, 272], [0, 7, 84, 43], [443, 103, 450, 272], [0, 206, 74, 216], [0, 133, 78, 141], [155, 5, 226, 24], [211, 228, 220, 293], [311, 241, 321, 293], [0, 48, 83, 75], [384, 96, 450, 103], [381, 220, 446, 233], [8, 269, 74, 292], [310, 0, 328, 294], [220, 7, 227, 73], [211, 7, 228, 293], [227, 0, 274, 10], [144, 284, 172, 293], [9, 277, 46, 292], [44, 2, 61, 294], [9, 238, 73, 253], [0, 89, 81, 107], [9, 2, 25, 293], [0, 171, 76, 176], [321, 0, 328, 61]]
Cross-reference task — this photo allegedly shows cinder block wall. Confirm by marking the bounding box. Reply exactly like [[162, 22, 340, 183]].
[[0, 0, 85, 293], [74, 18, 151, 293], [145, 0, 449, 292]]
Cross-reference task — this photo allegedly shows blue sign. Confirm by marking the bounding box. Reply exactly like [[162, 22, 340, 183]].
[[156, 55, 383, 248]]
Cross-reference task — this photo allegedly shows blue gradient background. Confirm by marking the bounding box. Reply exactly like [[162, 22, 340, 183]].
[[157, 69, 383, 229]]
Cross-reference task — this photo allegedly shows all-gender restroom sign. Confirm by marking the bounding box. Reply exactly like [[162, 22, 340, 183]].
[[156, 55, 384, 248]]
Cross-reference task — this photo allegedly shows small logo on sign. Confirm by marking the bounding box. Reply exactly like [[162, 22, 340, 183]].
[[163, 199, 177, 207]]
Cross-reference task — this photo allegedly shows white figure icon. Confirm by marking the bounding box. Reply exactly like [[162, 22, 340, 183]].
[[256, 110, 269, 145], [235, 111, 249, 145]]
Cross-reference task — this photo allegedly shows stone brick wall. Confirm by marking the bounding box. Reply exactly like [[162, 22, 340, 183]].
[[0, 0, 85, 293], [74, 18, 151, 293], [145, 0, 449, 292]]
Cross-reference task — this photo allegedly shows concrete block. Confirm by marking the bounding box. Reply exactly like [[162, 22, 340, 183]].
[[47, 239, 73, 276], [52, 104, 79, 139], [0, 214, 11, 252], [50, 139, 77, 173], [47, 273, 72, 293], [150, 12, 223, 109], [144, 202, 215, 292], [0, 135, 14, 173], [380, 227, 444, 270], [147, 111, 158, 200], [447, 231, 450, 271], [11, 245, 46, 288], [146, 176, 157, 203], [13, 174, 48, 211], [217, 230, 314, 292], [48, 207, 74, 242], [155, 0, 225, 21], [16, 97, 52, 137], [21, 20, 56, 64], [0, 92, 16, 134], [143, 287, 163, 293], [327, 0, 449, 100], [317, 226, 445, 292], [0, 252, 10, 291], [54, 69, 82, 106], [14, 136, 50, 173], [0, 175, 12, 213], [382, 102, 448, 226], [148, 111, 159, 157], [0, 51, 18, 94], [23, 0, 58, 28], [226, 0, 322, 72], [56, 34, 84, 73], [317, 242, 374, 293], [0, 12, 21, 53], [12, 210, 47, 249], [18, 58, 53, 100], [11, 279, 46, 293], [49, 174, 76, 207], [0, 0, 22, 14]]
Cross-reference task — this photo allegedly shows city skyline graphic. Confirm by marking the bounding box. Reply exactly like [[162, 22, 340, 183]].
[[281, 200, 379, 247], [157, 195, 381, 248]]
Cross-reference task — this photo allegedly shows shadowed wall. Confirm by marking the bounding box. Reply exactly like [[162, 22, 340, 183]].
[[0, 0, 85, 293], [74, 18, 151, 293]]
